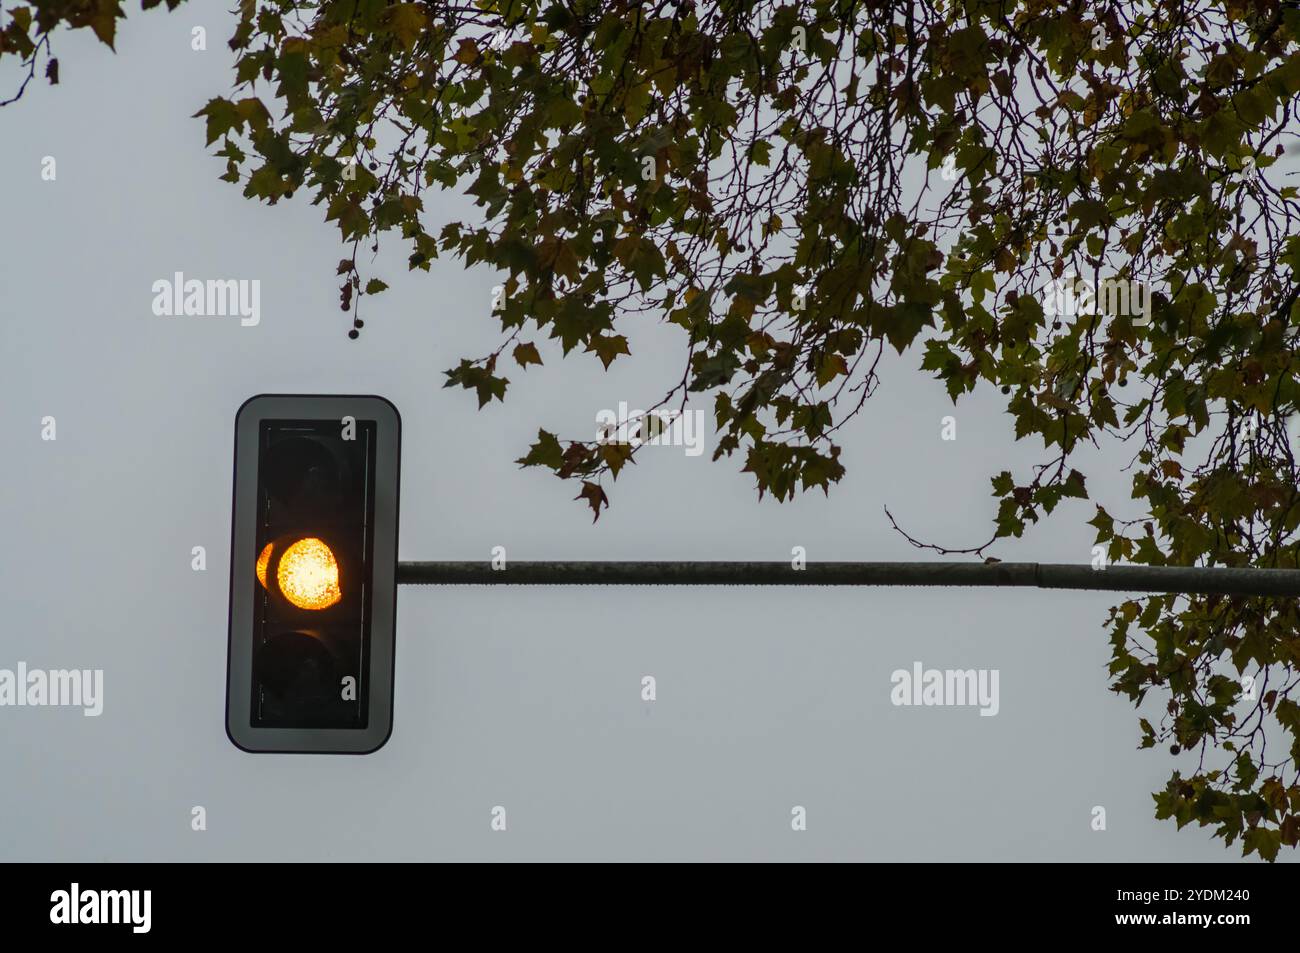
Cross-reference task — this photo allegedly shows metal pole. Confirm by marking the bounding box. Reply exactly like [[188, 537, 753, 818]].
[[394, 561, 1300, 596]]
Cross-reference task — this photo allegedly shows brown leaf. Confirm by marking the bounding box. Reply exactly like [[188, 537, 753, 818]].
[[454, 38, 480, 65], [512, 341, 543, 367], [575, 480, 608, 521]]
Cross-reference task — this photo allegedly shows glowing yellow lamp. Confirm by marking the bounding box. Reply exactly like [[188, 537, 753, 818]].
[[276, 537, 342, 610], [255, 543, 273, 589]]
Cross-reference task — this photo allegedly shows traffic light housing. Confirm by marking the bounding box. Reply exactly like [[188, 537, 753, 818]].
[[226, 395, 400, 753]]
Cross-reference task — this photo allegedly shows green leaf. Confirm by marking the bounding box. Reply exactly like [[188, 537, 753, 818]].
[[516, 429, 564, 470]]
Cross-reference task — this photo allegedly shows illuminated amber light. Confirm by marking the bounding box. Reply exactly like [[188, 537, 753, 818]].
[[276, 538, 342, 610], [255, 543, 273, 589]]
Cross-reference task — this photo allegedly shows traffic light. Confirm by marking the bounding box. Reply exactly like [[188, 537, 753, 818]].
[[226, 395, 401, 753]]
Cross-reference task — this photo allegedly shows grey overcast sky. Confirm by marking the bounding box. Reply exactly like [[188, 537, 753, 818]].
[[0, 8, 1274, 861]]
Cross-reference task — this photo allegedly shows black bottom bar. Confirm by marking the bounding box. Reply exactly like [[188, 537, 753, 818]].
[[8, 861, 1279, 937]]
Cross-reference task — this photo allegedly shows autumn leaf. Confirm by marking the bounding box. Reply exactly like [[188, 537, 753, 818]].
[[512, 341, 543, 368], [575, 480, 608, 521], [588, 334, 630, 369]]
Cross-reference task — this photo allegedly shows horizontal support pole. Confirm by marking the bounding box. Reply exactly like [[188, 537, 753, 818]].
[[395, 561, 1300, 596]]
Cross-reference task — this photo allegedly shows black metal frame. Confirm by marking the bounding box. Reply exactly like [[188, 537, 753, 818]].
[[226, 394, 401, 755]]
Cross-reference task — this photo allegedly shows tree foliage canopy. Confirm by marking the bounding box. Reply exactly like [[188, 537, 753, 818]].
[[8, 0, 1300, 859]]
